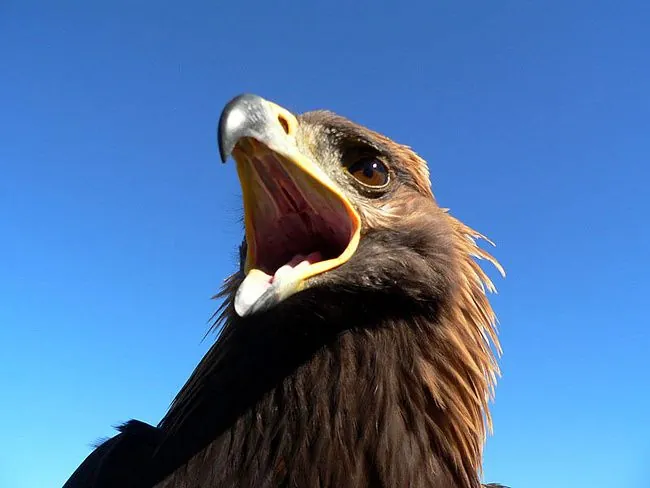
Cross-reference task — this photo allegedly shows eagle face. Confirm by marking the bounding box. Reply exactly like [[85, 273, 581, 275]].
[[219, 94, 457, 321]]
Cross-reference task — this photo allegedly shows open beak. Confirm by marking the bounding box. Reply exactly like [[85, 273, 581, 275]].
[[218, 94, 361, 317]]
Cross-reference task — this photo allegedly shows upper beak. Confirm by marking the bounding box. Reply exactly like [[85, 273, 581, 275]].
[[218, 93, 298, 163], [217, 94, 361, 317]]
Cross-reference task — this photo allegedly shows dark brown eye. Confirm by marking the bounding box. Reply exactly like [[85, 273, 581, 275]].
[[347, 157, 389, 188]]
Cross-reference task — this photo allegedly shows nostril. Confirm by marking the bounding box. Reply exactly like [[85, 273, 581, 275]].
[[278, 115, 290, 135]]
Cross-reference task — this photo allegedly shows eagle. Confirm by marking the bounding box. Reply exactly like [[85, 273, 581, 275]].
[[64, 94, 507, 488]]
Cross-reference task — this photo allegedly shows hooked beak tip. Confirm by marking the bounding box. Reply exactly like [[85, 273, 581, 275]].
[[218, 93, 272, 163]]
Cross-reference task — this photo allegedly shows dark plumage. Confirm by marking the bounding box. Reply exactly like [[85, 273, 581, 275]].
[[64, 95, 507, 488]]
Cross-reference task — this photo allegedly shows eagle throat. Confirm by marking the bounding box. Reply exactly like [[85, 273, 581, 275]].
[[155, 217, 501, 488]]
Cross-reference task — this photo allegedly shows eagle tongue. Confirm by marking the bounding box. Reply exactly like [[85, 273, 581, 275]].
[[272, 254, 308, 283], [234, 252, 323, 317]]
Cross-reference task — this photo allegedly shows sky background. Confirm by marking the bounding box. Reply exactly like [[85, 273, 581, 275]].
[[1, 1, 649, 487]]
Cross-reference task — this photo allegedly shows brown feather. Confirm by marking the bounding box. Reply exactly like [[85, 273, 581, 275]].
[[151, 111, 504, 488]]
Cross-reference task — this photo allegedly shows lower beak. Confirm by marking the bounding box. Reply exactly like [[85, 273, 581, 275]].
[[218, 94, 361, 317]]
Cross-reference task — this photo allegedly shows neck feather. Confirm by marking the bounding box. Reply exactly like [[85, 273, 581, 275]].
[[157, 215, 502, 488]]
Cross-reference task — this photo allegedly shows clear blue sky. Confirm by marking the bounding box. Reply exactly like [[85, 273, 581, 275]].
[[1, 2, 648, 487]]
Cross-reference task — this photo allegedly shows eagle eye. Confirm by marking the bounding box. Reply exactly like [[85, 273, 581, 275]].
[[347, 157, 390, 188]]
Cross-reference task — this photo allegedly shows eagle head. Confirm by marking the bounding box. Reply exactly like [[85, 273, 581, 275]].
[[218, 94, 496, 322]]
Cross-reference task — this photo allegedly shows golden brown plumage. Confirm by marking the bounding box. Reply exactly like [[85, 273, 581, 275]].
[[64, 94, 506, 488]]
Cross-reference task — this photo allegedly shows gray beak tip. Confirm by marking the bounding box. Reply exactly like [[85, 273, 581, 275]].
[[218, 93, 268, 163]]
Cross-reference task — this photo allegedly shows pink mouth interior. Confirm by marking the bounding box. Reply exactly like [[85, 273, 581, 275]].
[[244, 147, 353, 277]]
